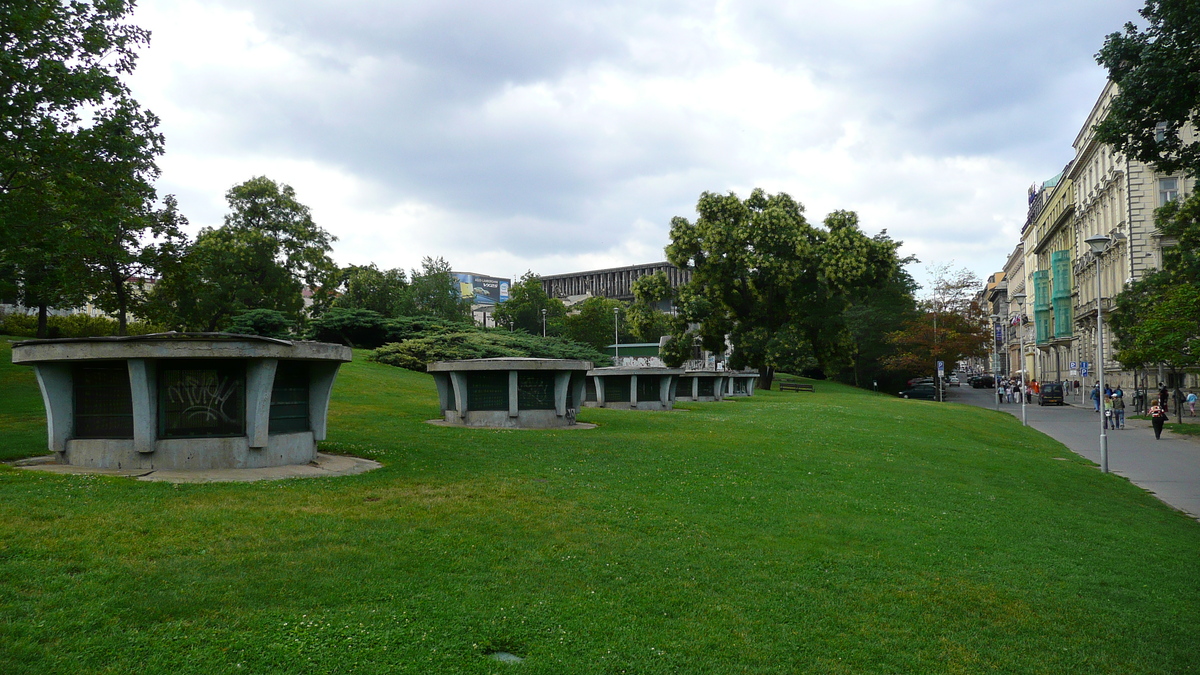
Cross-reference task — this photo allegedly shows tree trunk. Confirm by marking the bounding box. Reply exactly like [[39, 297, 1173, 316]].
[[37, 304, 48, 338], [758, 365, 775, 391]]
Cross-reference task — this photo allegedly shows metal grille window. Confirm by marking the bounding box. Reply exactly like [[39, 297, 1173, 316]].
[[467, 371, 509, 411], [734, 379, 748, 395], [159, 361, 245, 438], [269, 361, 310, 434], [603, 376, 631, 403], [697, 378, 715, 397], [517, 372, 556, 410], [74, 362, 134, 439], [584, 377, 597, 402], [636, 376, 659, 402]]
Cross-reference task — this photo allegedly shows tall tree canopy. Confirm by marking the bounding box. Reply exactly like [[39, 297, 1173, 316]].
[[146, 177, 336, 331], [883, 265, 989, 379], [1094, 0, 1200, 178], [665, 189, 902, 387], [333, 264, 411, 318], [493, 272, 566, 335], [1, 0, 178, 336], [405, 256, 472, 322]]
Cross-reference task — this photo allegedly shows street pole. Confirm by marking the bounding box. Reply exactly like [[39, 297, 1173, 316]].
[[1086, 234, 1111, 474], [613, 307, 620, 362], [541, 308, 547, 337], [1012, 293, 1028, 427], [990, 314, 999, 411]]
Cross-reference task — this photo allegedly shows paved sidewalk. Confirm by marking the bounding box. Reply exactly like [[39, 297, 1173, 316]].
[[950, 386, 1200, 520]]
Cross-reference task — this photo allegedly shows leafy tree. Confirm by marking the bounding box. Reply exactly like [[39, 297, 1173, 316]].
[[1094, 0, 1200, 178], [562, 296, 632, 351], [0, 0, 171, 337], [406, 256, 471, 322], [334, 264, 411, 317], [666, 190, 901, 388], [493, 272, 566, 335], [146, 177, 336, 331], [306, 307, 389, 348], [883, 264, 989, 380], [839, 264, 920, 389], [626, 271, 674, 343]]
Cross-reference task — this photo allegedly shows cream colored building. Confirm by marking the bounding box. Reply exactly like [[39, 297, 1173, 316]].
[[1068, 80, 1196, 390]]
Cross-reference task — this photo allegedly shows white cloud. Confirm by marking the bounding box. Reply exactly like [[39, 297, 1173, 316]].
[[128, 0, 1145, 293]]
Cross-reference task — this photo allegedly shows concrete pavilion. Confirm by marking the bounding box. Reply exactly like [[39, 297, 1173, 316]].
[[427, 358, 593, 428]]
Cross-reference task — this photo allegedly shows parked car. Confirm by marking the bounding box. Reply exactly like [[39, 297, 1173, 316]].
[[1038, 382, 1065, 406], [899, 384, 938, 400], [947, 375, 960, 387], [970, 375, 995, 389]]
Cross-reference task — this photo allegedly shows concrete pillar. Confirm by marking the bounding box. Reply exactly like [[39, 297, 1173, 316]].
[[554, 371, 571, 416], [309, 361, 342, 441], [593, 375, 606, 407], [432, 373, 453, 412], [659, 375, 672, 407], [449, 371, 468, 419], [630, 374, 638, 405], [245, 358, 278, 449], [571, 375, 585, 413], [692, 377, 698, 400], [32, 363, 73, 454], [669, 376, 679, 402], [508, 370, 519, 417], [127, 359, 157, 454]]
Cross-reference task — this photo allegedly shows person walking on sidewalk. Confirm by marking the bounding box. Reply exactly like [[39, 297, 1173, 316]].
[[1112, 393, 1126, 430], [1103, 395, 1115, 430], [1188, 391, 1197, 417], [1150, 399, 1168, 440], [1091, 384, 1101, 412]]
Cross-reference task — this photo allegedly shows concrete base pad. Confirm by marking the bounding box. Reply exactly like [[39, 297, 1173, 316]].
[[8, 452, 381, 483], [425, 419, 597, 430]]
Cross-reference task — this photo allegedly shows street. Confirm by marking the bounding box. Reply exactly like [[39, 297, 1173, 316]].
[[947, 384, 1200, 520]]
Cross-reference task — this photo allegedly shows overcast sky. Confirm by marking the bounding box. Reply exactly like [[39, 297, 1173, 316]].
[[127, 0, 1145, 292]]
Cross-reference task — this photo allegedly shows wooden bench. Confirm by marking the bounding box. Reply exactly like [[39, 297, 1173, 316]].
[[778, 382, 815, 393]]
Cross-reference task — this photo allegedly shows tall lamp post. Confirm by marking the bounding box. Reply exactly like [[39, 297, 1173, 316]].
[[613, 307, 620, 362], [1085, 234, 1111, 473], [1011, 293, 1028, 427], [541, 308, 547, 337], [990, 314, 1000, 411]]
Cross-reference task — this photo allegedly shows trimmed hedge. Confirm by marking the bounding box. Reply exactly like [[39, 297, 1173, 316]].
[[371, 330, 611, 371], [0, 311, 163, 338]]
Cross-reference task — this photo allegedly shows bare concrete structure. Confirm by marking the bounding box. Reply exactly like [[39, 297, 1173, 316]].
[[427, 358, 592, 428], [11, 333, 351, 470], [676, 372, 731, 402], [724, 372, 760, 397], [583, 367, 683, 410]]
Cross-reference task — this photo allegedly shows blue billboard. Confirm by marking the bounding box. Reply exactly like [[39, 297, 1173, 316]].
[[453, 272, 510, 305]]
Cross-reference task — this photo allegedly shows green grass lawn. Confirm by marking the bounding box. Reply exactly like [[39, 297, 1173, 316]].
[[2, 337, 1199, 673]]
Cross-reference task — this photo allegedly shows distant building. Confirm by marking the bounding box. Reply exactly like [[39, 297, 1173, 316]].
[[540, 262, 690, 306]]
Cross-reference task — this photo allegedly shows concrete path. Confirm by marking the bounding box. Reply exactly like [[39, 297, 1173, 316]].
[[10, 452, 381, 483], [948, 385, 1200, 519]]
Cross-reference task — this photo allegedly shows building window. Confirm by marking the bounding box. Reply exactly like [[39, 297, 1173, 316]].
[[1155, 121, 1167, 143], [269, 361, 310, 434], [159, 361, 245, 438], [74, 362, 134, 439], [1160, 177, 1179, 205]]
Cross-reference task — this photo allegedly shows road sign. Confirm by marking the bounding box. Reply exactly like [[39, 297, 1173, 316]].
[[937, 361, 944, 377], [1069, 361, 1078, 370], [1080, 361, 1089, 377]]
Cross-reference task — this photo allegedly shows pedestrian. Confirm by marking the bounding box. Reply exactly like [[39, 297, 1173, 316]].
[[1102, 394, 1114, 429], [1025, 381, 1032, 404], [1112, 393, 1125, 429], [997, 382, 1004, 404], [1159, 383, 1170, 413], [1149, 398, 1168, 440], [1091, 384, 1100, 412], [1187, 391, 1197, 417]]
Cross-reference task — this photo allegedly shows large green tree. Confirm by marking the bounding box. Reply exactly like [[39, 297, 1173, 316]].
[[493, 272, 566, 335], [626, 271, 674, 343], [562, 295, 632, 351], [405, 257, 471, 322], [883, 265, 989, 382], [666, 190, 901, 388], [1094, 0, 1200, 178], [146, 177, 336, 331], [334, 264, 411, 318], [1, 0, 173, 337]]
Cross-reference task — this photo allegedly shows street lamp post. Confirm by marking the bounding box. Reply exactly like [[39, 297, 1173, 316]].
[[1012, 293, 1028, 427], [541, 308, 547, 337], [989, 314, 999, 411], [613, 307, 620, 362], [1085, 234, 1112, 474]]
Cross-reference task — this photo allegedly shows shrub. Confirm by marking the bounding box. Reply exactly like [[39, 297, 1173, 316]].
[[227, 309, 295, 339], [371, 330, 611, 371], [307, 307, 390, 348], [0, 311, 164, 338]]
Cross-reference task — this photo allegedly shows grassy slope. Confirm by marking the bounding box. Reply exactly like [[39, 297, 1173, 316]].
[[0, 340, 1198, 673]]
